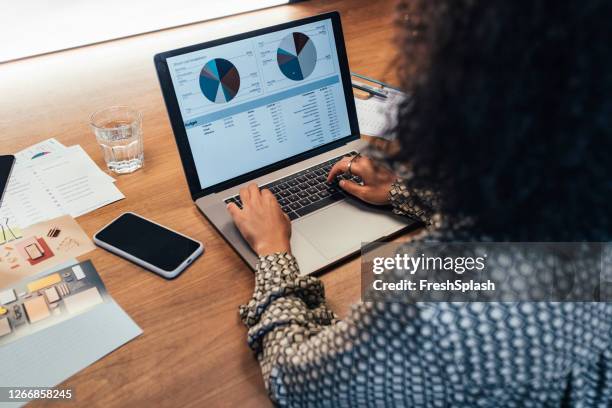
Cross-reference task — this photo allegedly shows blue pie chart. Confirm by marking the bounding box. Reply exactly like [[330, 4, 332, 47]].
[[277, 32, 317, 81], [199, 58, 240, 103]]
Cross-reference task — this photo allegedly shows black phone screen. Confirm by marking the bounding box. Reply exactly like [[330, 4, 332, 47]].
[[0, 155, 15, 203], [95, 213, 201, 272]]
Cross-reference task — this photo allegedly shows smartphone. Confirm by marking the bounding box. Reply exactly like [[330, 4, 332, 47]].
[[0, 155, 16, 204], [94, 212, 203, 279]]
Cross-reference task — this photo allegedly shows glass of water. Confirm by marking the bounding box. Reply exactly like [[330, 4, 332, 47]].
[[90, 106, 144, 174]]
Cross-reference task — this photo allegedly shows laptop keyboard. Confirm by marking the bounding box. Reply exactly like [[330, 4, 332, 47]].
[[224, 152, 362, 221]]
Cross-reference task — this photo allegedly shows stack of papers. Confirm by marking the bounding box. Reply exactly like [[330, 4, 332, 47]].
[[0, 142, 136, 405], [0, 139, 124, 228]]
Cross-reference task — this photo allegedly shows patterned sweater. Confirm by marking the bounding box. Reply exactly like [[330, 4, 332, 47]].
[[239, 181, 612, 407]]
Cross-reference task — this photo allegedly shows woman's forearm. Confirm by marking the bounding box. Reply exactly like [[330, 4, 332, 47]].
[[239, 253, 338, 394]]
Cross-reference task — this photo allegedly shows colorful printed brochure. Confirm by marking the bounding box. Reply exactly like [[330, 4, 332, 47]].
[[0, 260, 142, 407], [0, 260, 108, 346], [0, 215, 95, 289]]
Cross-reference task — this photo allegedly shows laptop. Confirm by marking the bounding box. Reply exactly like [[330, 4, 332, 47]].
[[154, 12, 415, 275]]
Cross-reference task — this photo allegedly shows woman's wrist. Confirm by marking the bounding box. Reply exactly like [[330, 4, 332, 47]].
[[255, 241, 291, 256]]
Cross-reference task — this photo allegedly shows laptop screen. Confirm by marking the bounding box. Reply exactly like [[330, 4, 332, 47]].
[[166, 17, 352, 190]]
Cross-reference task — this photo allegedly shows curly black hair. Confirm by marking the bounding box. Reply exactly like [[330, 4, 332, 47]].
[[389, 0, 611, 241]]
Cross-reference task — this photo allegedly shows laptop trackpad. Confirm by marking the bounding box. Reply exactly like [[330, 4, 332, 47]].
[[294, 201, 400, 259]]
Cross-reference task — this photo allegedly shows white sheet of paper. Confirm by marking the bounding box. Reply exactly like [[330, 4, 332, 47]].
[[15, 139, 114, 183], [354, 87, 406, 139], [14, 138, 67, 163], [64, 145, 115, 184], [0, 143, 124, 227], [0, 165, 65, 227], [0, 301, 141, 407], [24, 148, 124, 218]]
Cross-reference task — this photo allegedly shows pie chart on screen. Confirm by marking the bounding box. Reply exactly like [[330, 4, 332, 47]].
[[277, 32, 317, 81], [199, 58, 240, 103]]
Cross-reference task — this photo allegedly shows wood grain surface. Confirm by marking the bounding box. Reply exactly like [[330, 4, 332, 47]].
[[0, 1, 413, 406]]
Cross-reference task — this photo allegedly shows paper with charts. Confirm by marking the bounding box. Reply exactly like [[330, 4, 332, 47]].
[[0, 215, 95, 289], [0, 138, 123, 230]]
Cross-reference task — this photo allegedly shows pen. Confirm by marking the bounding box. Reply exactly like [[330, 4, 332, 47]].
[[351, 71, 403, 92], [352, 82, 388, 99]]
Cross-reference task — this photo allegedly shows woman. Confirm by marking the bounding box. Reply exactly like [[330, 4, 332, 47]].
[[227, 0, 612, 406]]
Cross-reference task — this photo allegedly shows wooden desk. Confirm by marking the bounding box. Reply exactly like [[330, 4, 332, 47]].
[[0, 0, 405, 406]]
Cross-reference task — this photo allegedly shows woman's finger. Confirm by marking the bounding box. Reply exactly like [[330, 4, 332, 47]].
[[247, 183, 261, 204], [226, 202, 242, 219], [239, 186, 251, 206], [261, 188, 277, 204], [339, 179, 369, 199], [344, 156, 367, 177], [328, 156, 371, 182], [327, 157, 351, 182]]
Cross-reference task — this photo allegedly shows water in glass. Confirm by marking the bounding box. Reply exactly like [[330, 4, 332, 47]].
[[90, 106, 144, 174]]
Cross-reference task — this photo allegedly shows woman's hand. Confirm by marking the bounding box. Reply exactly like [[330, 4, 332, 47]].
[[327, 155, 396, 205], [227, 183, 292, 256]]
